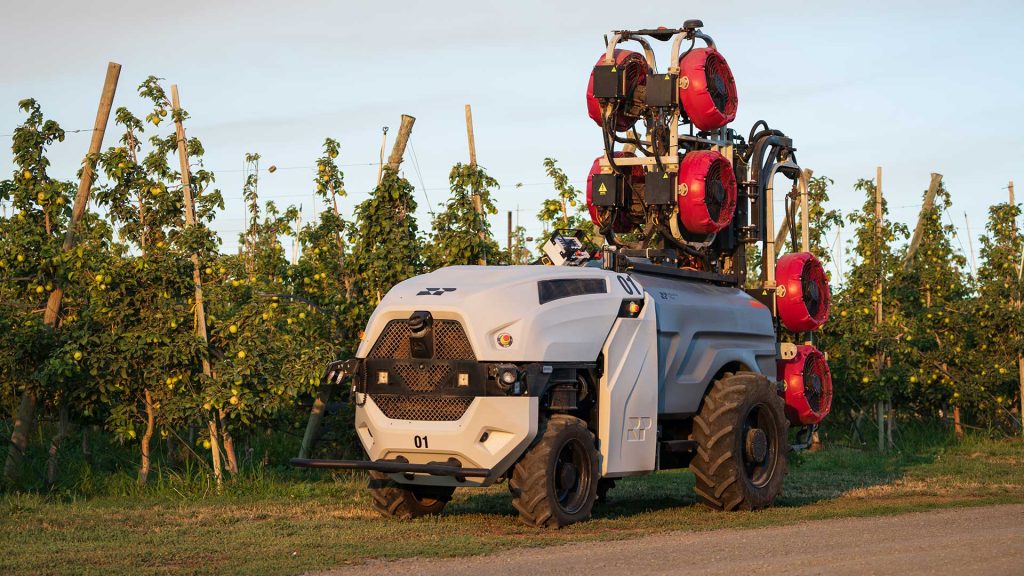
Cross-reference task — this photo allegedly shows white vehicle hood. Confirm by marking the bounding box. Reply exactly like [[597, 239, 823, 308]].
[[355, 265, 644, 362]]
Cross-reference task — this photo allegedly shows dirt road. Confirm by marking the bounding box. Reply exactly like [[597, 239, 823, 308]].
[[319, 504, 1024, 576]]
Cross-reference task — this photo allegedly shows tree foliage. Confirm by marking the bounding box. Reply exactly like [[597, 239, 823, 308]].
[[426, 163, 501, 268]]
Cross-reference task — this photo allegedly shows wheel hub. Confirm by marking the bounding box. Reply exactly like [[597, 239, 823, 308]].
[[558, 461, 578, 490], [745, 428, 768, 463]]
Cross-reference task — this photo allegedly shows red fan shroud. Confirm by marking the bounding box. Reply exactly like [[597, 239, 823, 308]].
[[777, 344, 833, 426], [586, 50, 649, 132], [677, 47, 738, 131], [586, 152, 644, 233], [677, 150, 737, 234], [776, 252, 831, 332]]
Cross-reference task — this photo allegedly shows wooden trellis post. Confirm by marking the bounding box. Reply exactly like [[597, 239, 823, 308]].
[[171, 85, 224, 487], [1011, 180, 1024, 437], [465, 104, 486, 265], [902, 173, 943, 271], [874, 167, 886, 452]]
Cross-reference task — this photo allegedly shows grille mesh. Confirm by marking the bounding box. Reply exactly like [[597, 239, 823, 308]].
[[394, 363, 453, 392], [368, 322, 411, 359], [368, 320, 475, 360], [371, 394, 474, 422], [434, 322, 475, 360]]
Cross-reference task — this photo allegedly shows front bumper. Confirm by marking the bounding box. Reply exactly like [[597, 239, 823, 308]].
[[289, 457, 490, 481], [354, 393, 538, 487]]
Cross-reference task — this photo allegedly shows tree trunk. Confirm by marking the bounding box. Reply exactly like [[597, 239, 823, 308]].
[[165, 435, 179, 467], [82, 426, 93, 466], [45, 403, 70, 488], [206, 419, 224, 487], [138, 390, 155, 485], [219, 411, 238, 476], [4, 390, 38, 485], [953, 406, 964, 439]]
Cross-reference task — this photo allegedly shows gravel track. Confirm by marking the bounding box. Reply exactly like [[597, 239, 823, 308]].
[[318, 503, 1024, 576]]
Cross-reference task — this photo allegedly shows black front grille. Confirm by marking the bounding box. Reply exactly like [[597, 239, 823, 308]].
[[368, 319, 475, 361], [371, 394, 474, 421], [365, 319, 478, 421]]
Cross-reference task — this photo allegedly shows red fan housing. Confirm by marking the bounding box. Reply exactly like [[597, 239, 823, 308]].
[[586, 153, 644, 233], [777, 344, 833, 426], [678, 47, 738, 131], [776, 252, 831, 332], [677, 150, 737, 234], [586, 50, 649, 132]]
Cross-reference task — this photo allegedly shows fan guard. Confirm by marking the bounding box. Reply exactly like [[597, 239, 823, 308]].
[[777, 344, 833, 426], [776, 252, 831, 332], [678, 47, 738, 131], [676, 150, 737, 234]]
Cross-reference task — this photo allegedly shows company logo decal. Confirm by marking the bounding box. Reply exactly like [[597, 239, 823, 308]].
[[627, 416, 653, 442], [416, 287, 457, 296]]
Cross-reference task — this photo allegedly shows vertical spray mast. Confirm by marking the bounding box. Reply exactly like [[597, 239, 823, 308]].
[[585, 21, 834, 439]]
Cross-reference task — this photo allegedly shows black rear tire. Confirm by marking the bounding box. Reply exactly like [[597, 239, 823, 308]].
[[509, 415, 600, 528], [691, 372, 788, 511], [368, 471, 455, 519]]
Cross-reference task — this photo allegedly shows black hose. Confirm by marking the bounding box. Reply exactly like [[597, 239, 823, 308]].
[[658, 223, 708, 261], [747, 120, 769, 146]]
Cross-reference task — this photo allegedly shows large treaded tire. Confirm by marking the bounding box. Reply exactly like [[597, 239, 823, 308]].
[[691, 371, 788, 511], [368, 471, 455, 519], [509, 415, 600, 528]]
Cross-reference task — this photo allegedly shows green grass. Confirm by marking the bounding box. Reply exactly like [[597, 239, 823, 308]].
[[2, 436, 1022, 575]]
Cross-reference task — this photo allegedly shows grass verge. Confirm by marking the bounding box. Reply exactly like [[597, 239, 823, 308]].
[[2, 437, 1022, 575]]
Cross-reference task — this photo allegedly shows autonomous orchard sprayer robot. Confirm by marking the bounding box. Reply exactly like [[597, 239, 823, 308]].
[[293, 20, 834, 528]]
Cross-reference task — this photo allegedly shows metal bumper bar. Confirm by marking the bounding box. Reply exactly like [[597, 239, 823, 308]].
[[289, 457, 491, 478]]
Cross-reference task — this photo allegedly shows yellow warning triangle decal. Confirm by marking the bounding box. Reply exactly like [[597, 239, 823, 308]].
[[664, 74, 670, 80], [611, 67, 617, 72], [761, 289, 769, 295], [662, 172, 669, 179], [597, 183, 608, 193]]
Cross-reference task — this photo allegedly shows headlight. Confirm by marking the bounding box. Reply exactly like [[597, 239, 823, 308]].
[[498, 365, 518, 386]]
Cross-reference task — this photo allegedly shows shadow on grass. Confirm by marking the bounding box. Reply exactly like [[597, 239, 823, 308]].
[[446, 445, 930, 522]]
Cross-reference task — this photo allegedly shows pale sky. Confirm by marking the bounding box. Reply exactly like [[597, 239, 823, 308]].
[[2, 0, 1022, 277]]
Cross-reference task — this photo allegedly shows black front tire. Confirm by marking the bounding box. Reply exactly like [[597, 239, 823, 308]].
[[509, 415, 600, 528], [368, 471, 455, 519], [691, 371, 789, 511]]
